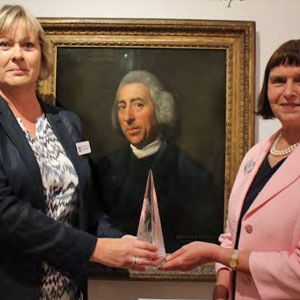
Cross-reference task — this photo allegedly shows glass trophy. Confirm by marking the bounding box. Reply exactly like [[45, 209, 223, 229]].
[[137, 169, 166, 266]]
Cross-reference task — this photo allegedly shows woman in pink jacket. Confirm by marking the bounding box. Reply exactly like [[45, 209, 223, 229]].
[[160, 39, 300, 300]]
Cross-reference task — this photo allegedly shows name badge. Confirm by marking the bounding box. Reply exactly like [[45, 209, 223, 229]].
[[76, 141, 91, 156], [244, 159, 255, 174]]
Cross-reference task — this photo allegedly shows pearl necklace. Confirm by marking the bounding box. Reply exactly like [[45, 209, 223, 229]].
[[270, 133, 300, 156]]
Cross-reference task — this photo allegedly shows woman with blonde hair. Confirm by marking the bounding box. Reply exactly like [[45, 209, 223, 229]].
[[0, 5, 158, 300]]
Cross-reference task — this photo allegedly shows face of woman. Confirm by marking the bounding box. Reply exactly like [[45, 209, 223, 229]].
[[0, 21, 41, 91], [268, 64, 300, 128]]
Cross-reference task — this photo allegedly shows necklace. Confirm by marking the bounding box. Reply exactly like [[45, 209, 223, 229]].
[[270, 133, 300, 156]]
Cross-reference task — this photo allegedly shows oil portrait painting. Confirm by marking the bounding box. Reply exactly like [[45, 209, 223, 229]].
[[39, 18, 255, 280]]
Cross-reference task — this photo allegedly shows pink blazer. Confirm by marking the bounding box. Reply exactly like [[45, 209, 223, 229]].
[[216, 130, 300, 300]]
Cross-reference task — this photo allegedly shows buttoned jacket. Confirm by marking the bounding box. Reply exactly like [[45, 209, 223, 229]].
[[0, 97, 96, 300], [216, 130, 300, 300]]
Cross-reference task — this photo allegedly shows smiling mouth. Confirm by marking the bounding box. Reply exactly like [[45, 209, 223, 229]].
[[281, 103, 300, 108], [9, 67, 28, 72]]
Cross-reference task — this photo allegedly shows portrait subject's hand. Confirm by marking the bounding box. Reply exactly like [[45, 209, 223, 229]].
[[90, 238, 160, 271], [159, 241, 218, 271]]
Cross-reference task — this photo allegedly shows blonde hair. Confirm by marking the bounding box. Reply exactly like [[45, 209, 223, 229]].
[[0, 4, 52, 80]]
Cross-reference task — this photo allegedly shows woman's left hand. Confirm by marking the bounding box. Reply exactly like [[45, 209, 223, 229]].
[[159, 241, 218, 271]]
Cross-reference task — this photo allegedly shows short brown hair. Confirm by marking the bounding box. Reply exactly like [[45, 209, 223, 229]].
[[257, 39, 300, 119], [0, 4, 53, 80]]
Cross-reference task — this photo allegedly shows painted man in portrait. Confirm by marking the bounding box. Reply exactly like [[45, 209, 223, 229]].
[[96, 70, 216, 253]]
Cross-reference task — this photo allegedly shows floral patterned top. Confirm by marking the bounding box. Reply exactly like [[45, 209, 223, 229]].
[[17, 115, 80, 300]]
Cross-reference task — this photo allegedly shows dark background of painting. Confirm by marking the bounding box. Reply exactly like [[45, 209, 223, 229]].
[[56, 47, 226, 275]]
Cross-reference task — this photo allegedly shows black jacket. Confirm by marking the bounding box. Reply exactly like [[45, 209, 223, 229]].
[[96, 142, 216, 253], [0, 97, 97, 300]]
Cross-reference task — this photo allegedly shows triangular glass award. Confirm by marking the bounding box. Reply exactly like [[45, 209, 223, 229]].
[[137, 170, 166, 265]]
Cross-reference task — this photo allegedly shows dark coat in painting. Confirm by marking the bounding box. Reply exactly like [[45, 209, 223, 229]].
[[96, 141, 217, 253]]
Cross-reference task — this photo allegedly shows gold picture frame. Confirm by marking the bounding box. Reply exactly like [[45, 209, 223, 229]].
[[39, 18, 255, 280]]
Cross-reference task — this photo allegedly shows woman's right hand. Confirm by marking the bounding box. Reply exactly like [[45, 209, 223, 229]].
[[90, 238, 159, 271]]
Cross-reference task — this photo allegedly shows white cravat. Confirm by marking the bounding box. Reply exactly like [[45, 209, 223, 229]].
[[130, 139, 162, 159]]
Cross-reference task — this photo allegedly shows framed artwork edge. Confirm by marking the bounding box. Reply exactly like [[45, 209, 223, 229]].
[[39, 17, 256, 281]]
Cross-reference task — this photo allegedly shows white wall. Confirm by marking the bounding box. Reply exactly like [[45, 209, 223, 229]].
[[3, 0, 299, 299]]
